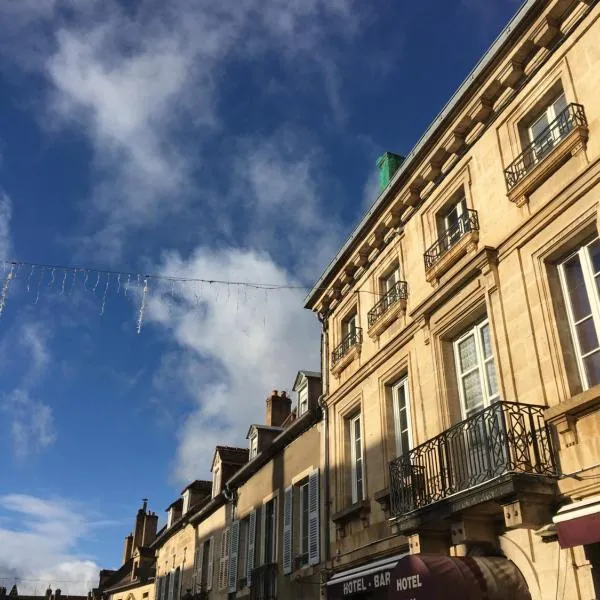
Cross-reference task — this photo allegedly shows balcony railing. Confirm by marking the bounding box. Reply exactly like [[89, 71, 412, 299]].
[[424, 209, 479, 271], [250, 563, 278, 600], [504, 103, 587, 191], [367, 281, 408, 329], [389, 401, 557, 517], [331, 328, 362, 367]]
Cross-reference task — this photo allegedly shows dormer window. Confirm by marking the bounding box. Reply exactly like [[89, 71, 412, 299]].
[[182, 490, 190, 514], [249, 434, 258, 459], [167, 509, 174, 529], [212, 465, 221, 499], [298, 386, 308, 416]]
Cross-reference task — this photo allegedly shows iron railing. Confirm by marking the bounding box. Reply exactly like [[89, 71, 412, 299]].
[[250, 563, 278, 600], [389, 401, 556, 517], [294, 553, 309, 571], [331, 328, 363, 366], [424, 209, 479, 271], [367, 281, 408, 328], [504, 103, 587, 191]]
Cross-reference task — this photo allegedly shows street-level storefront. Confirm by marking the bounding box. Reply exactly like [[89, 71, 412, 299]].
[[325, 553, 531, 600], [325, 554, 407, 600]]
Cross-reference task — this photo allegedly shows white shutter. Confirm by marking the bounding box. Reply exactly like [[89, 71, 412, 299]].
[[218, 528, 230, 590], [282, 486, 293, 574], [246, 509, 257, 586], [308, 468, 320, 566], [228, 520, 240, 593], [206, 537, 214, 591]]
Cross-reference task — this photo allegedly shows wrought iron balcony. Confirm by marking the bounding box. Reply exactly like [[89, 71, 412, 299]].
[[331, 328, 362, 367], [250, 563, 278, 600], [367, 281, 408, 329], [504, 103, 587, 192], [424, 209, 479, 271], [389, 401, 557, 517]]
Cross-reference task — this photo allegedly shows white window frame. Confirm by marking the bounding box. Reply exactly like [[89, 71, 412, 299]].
[[299, 480, 310, 564], [212, 466, 221, 498], [249, 434, 258, 459], [262, 496, 278, 564], [349, 413, 365, 503], [342, 312, 358, 338], [453, 318, 499, 419], [381, 267, 399, 295], [392, 377, 412, 458], [182, 490, 190, 514], [558, 239, 600, 390], [298, 386, 309, 416], [527, 91, 567, 157]]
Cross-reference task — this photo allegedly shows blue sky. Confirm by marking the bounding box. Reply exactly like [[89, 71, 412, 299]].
[[0, 0, 520, 593]]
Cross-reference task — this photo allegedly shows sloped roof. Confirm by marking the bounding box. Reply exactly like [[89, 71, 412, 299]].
[[293, 370, 321, 390], [180, 480, 212, 495], [212, 446, 249, 467]]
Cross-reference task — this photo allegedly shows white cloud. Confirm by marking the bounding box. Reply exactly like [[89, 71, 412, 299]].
[[0, 494, 99, 595], [147, 247, 320, 482], [0, 320, 56, 460], [0, 0, 358, 257]]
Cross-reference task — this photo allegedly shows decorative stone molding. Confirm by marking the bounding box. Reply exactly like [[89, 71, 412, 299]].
[[331, 344, 360, 378], [506, 120, 589, 207], [332, 499, 371, 538], [425, 230, 479, 284]]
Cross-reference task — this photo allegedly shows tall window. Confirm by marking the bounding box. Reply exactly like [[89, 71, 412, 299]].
[[559, 239, 600, 389], [349, 413, 364, 503], [342, 312, 358, 338], [528, 91, 567, 160], [381, 267, 400, 295], [392, 377, 412, 457], [172, 568, 180, 600], [454, 319, 499, 418], [249, 435, 258, 459], [438, 196, 468, 248], [298, 386, 309, 416], [263, 498, 277, 564], [299, 481, 309, 566]]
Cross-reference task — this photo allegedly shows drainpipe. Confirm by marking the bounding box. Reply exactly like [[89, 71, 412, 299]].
[[317, 311, 330, 563]]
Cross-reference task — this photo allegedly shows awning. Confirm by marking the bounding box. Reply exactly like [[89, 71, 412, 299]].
[[326, 553, 407, 598], [388, 555, 531, 600], [554, 494, 600, 548]]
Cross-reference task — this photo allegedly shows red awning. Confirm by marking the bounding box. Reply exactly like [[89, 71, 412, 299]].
[[388, 555, 531, 600], [554, 495, 600, 548]]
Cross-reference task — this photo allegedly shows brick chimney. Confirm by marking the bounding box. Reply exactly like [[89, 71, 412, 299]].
[[141, 511, 158, 547], [265, 390, 291, 427], [54, 590, 62, 600], [123, 533, 134, 563]]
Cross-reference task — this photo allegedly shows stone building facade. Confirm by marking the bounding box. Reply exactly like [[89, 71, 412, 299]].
[[305, 0, 600, 598]]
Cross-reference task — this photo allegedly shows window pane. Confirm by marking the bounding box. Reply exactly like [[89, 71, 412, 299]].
[[354, 417, 361, 440], [400, 430, 409, 456], [588, 240, 600, 275], [553, 93, 567, 116], [462, 370, 483, 413], [399, 408, 407, 432], [397, 384, 407, 410], [485, 360, 498, 397], [564, 256, 592, 321], [480, 324, 492, 358], [531, 113, 550, 139], [576, 317, 600, 354], [584, 351, 600, 387], [458, 335, 477, 372]]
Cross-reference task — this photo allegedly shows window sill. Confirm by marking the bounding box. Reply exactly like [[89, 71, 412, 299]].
[[332, 499, 370, 536], [367, 299, 407, 339], [506, 123, 588, 207], [331, 344, 361, 377], [424, 230, 479, 284]]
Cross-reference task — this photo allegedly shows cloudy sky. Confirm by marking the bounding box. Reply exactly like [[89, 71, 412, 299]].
[[0, 0, 520, 593]]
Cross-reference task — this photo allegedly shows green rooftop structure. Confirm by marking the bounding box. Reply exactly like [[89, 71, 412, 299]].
[[376, 151, 405, 192]]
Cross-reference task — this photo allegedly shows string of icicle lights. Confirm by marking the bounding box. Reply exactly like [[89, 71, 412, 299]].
[[0, 259, 375, 333]]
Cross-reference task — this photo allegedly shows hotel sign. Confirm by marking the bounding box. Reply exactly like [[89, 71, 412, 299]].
[[329, 568, 393, 597]]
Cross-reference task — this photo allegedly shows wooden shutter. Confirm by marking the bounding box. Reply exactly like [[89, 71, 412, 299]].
[[228, 520, 240, 593], [308, 468, 320, 566], [206, 537, 214, 591], [194, 545, 203, 592], [218, 528, 230, 589], [282, 486, 293, 574], [246, 509, 257, 586], [168, 571, 175, 600]]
